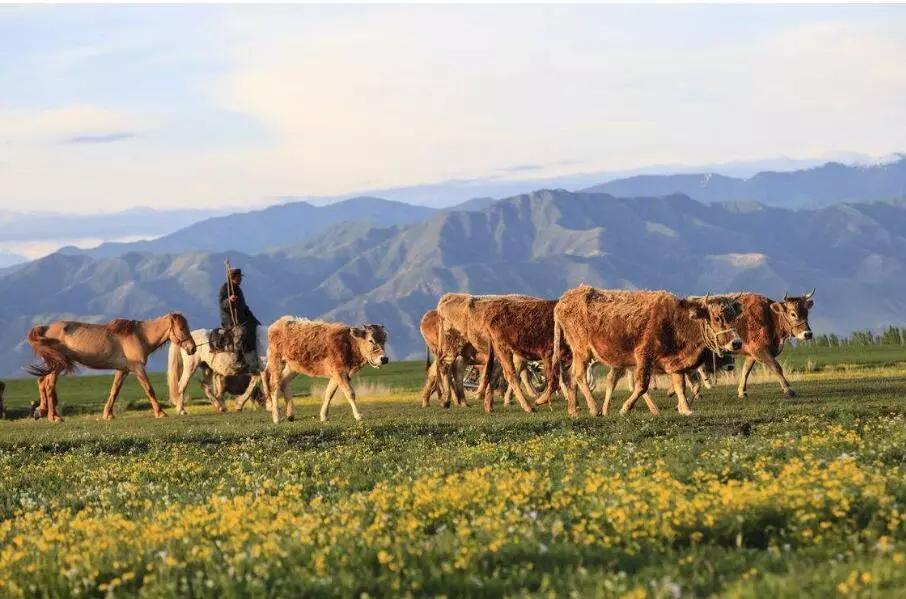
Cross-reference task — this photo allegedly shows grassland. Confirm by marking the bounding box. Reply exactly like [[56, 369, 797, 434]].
[[0, 349, 904, 597]]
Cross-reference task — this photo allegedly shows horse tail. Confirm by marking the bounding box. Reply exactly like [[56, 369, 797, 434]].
[[167, 336, 184, 405], [25, 326, 76, 377]]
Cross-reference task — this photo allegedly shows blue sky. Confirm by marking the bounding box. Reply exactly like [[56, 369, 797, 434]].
[[1, 4, 905, 213]]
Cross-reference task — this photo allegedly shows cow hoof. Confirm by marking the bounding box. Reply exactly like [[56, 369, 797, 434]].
[[286, 414, 295, 422], [354, 415, 363, 422], [738, 392, 748, 400], [178, 409, 188, 416], [154, 411, 168, 419], [784, 389, 797, 399], [678, 409, 693, 416], [319, 417, 328, 423], [102, 414, 114, 421]]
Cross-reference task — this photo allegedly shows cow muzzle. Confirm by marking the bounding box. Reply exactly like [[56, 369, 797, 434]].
[[727, 338, 743, 352], [797, 330, 813, 341], [380, 356, 389, 365]]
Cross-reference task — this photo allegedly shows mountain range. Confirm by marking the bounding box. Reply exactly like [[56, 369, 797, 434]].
[[1, 189, 905, 376], [583, 155, 906, 209]]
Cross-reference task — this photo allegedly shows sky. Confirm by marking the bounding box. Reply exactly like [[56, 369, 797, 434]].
[[1, 4, 905, 214]]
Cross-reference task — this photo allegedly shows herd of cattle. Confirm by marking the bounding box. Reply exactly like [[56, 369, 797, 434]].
[[15, 284, 815, 423]]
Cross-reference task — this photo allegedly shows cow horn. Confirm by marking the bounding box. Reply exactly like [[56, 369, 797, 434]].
[[783, 290, 789, 301], [805, 288, 816, 300]]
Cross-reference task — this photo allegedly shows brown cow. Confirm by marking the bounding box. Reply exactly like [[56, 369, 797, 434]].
[[552, 286, 742, 417], [473, 298, 570, 412], [265, 317, 388, 424], [731, 290, 815, 398], [422, 306, 530, 409], [419, 309, 471, 408], [435, 293, 539, 412]]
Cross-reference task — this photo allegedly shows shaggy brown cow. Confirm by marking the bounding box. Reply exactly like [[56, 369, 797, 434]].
[[435, 293, 540, 412], [473, 298, 569, 412], [422, 305, 530, 409], [731, 290, 815, 398], [265, 317, 388, 424], [552, 286, 742, 417]]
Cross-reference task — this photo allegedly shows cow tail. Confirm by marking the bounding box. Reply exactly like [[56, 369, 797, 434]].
[[25, 326, 76, 377], [167, 338, 183, 405], [548, 315, 564, 399], [476, 342, 495, 398], [425, 345, 432, 372]]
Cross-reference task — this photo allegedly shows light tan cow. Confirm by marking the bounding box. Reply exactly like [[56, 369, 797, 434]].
[[265, 317, 388, 424]]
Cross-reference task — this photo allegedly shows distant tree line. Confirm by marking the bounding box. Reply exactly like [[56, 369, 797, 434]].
[[806, 326, 906, 347]]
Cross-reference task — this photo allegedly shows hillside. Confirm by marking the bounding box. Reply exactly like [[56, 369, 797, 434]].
[[583, 156, 906, 208], [1, 191, 905, 375]]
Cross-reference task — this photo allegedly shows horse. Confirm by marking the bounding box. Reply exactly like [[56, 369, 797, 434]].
[[167, 327, 247, 414], [26, 313, 196, 422]]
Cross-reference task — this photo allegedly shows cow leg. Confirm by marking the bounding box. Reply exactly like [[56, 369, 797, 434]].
[[266, 357, 286, 423], [603, 367, 625, 416], [619, 361, 652, 415], [564, 355, 590, 417], [451, 356, 468, 407], [736, 356, 758, 399], [420, 361, 438, 407], [102, 370, 127, 421], [133, 365, 166, 418], [320, 378, 339, 422], [688, 372, 704, 403], [574, 363, 599, 417], [280, 371, 300, 421], [671, 373, 693, 415], [337, 373, 364, 421], [759, 352, 796, 398], [517, 359, 539, 401], [496, 348, 534, 413]]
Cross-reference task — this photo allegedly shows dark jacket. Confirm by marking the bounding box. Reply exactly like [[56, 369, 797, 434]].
[[219, 282, 261, 329]]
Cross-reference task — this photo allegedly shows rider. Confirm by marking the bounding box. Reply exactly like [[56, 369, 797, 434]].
[[219, 268, 261, 369]]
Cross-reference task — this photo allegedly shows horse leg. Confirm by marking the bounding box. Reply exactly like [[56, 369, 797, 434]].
[[133, 365, 166, 418], [234, 373, 261, 412], [44, 372, 62, 422], [34, 376, 48, 419], [174, 358, 196, 415], [320, 377, 339, 422], [202, 374, 227, 413], [102, 370, 127, 421]]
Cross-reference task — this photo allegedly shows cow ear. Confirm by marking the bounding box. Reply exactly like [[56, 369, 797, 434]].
[[770, 302, 785, 314], [350, 327, 366, 339], [806, 299, 814, 309]]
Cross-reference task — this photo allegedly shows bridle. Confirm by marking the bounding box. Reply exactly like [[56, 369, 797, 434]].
[[167, 315, 195, 347], [700, 320, 738, 358]]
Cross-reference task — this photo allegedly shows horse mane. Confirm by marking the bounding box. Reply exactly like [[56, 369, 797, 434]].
[[105, 318, 140, 336]]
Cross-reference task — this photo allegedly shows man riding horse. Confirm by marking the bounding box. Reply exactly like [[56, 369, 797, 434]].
[[219, 267, 261, 369]]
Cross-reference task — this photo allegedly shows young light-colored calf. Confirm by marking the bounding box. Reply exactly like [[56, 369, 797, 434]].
[[265, 317, 388, 424]]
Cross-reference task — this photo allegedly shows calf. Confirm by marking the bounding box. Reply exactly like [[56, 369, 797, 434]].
[[732, 290, 815, 398], [552, 286, 742, 417], [266, 317, 388, 423]]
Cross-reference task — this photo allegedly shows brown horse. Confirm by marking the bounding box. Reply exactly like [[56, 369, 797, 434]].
[[26, 313, 196, 422]]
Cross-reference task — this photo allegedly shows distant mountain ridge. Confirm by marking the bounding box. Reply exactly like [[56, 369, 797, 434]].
[[65, 197, 438, 257], [583, 156, 906, 208], [1, 190, 904, 376]]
